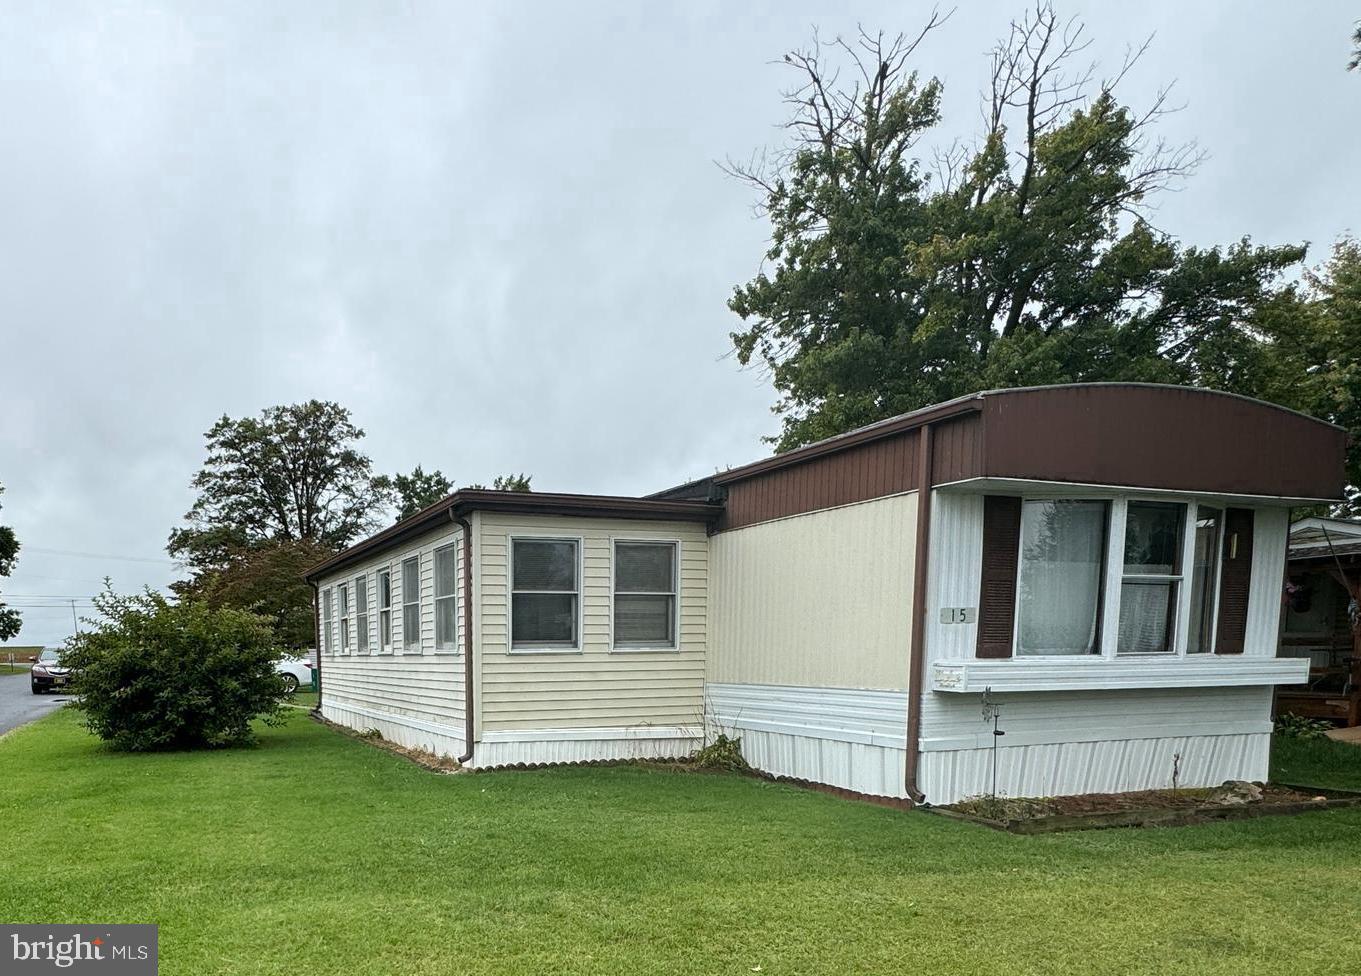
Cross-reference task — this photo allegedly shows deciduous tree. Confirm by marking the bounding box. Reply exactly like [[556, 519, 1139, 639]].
[[385, 466, 455, 521], [169, 401, 393, 647], [728, 6, 1305, 451]]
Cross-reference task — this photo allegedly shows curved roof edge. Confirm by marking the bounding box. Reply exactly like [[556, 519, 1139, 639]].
[[705, 384, 1344, 488]]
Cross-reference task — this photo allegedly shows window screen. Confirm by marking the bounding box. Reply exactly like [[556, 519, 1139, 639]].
[[614, 541, 677, 647]]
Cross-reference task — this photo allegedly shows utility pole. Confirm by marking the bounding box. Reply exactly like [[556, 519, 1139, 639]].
[[70, 599, 79, 635]]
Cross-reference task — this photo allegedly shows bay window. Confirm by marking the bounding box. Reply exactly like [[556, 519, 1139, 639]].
[[998, 495, 1237, 661]]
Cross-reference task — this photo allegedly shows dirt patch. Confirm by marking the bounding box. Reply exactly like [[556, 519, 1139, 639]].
[[933, 781, 1361, 833], [949, 784, 1323, 820]]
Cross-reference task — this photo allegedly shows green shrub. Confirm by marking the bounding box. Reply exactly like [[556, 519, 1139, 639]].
[[63, 589, 287, 751], [1274, 714, 1334, 740]]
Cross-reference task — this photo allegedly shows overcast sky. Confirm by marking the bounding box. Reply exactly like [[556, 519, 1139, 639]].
[[1, 1, 1356, 645]]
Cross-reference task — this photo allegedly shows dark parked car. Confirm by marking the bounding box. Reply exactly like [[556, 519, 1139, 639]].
[[30, 647, 72, 695]]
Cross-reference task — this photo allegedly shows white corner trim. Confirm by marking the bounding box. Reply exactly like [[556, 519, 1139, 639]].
[[324, 698, 465, 741], [479, 725, 702, 744], [929, 657, 1310, 693]]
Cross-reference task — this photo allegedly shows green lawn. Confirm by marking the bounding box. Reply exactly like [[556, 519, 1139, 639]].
[[3, 710, 1361, 976]]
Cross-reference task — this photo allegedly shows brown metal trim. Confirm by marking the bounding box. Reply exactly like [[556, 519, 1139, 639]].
[[305, 490, 721, 582], [711, 396, 983, 487], [980, 385, 1347, 501], [903, 423, 934, 805], [718, 429, 922, 531], [310, 582, 322, 711], [1215, 507, 1255, 654], [976, 496, 1023, 659], [456, 515, 474, 764]]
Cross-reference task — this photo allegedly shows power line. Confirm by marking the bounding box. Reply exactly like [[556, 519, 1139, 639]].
[[5, 593, 100, 599], [22, 546, 179, 566]]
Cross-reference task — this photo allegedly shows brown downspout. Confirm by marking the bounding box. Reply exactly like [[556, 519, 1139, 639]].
[[904, 423, 934, 804], [310, 582, 323, 714], [455, 514, 475, 764]]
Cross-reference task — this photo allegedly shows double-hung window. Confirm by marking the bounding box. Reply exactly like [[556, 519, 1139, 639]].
[[355, 575, 370, 653], [1015, 500, 1108, 656], [1117, 501, 1185, 654], [434, 545, 458, 651], [1000, 495, 1235, 661], [338, 583, 351, 653], [321, 588, 333, 654], [613, 541, 678, 649], [378, 568, 392, 654], [402, 556, 421, 652], [511, 538, 579, 649]]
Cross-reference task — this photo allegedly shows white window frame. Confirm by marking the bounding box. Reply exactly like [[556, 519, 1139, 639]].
[[1185, 505, 1225, 655], [610, 537, 680, 652], [338, 582, 351, 654], [355, 573, 370, 654], [1116, 500, 1189, 657], [377, 567, 393, 655], [321, 588, 334, 655], [401, 555, 422, 654], [508, 535, 583, 654], [1009, 493, 1227, 663], [434, 543, 459, 653]]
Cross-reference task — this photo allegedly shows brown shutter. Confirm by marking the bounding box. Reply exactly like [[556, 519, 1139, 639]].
[[977, 495, 1022, 659], [1214, 507, 1255, 655]]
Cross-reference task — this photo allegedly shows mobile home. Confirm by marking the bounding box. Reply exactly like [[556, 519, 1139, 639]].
[[306, 384, 1345, 804]]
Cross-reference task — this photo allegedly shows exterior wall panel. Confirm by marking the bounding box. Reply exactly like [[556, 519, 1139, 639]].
[[708, 492, 918, 690], [477, 513, 708, 733], [317, 523, 466, 753]]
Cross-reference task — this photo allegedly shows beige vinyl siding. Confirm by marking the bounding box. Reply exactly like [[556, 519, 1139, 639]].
[[318, 523, 466, 731], [477, 513, 708, 731], [708, 491, 917, 690]]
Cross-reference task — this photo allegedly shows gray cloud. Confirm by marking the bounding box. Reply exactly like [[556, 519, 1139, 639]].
[[2, 0, 1357, 643]]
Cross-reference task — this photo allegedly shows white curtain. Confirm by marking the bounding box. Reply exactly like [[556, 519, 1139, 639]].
[[1016, 500, 1106, 656]]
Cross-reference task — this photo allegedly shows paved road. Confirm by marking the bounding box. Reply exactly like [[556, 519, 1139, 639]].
[[0, 672, 73, 736]]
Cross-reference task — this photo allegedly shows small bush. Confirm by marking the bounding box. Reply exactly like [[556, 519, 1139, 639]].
[[63, 588, 287, 751], [693, 733, 749, 771], [1274, 714, 1334, 740]]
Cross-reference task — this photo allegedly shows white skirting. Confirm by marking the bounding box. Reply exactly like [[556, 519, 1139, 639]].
[[708, 682, 1275, 804], [322, 698, 700, 768], [707, 683, 910, 798], [467, 726, 702, 769], [918, 732, 1271, 805], [322, 699, 466, 759]]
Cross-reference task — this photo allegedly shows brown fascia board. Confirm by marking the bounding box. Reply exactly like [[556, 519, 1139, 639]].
[[304, 490, 722, 582], [705, 382, 1347, 489], [708, 394, 986, 486]]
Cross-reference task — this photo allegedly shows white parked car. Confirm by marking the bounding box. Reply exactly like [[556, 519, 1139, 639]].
[[275, 653, 315, 694]]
